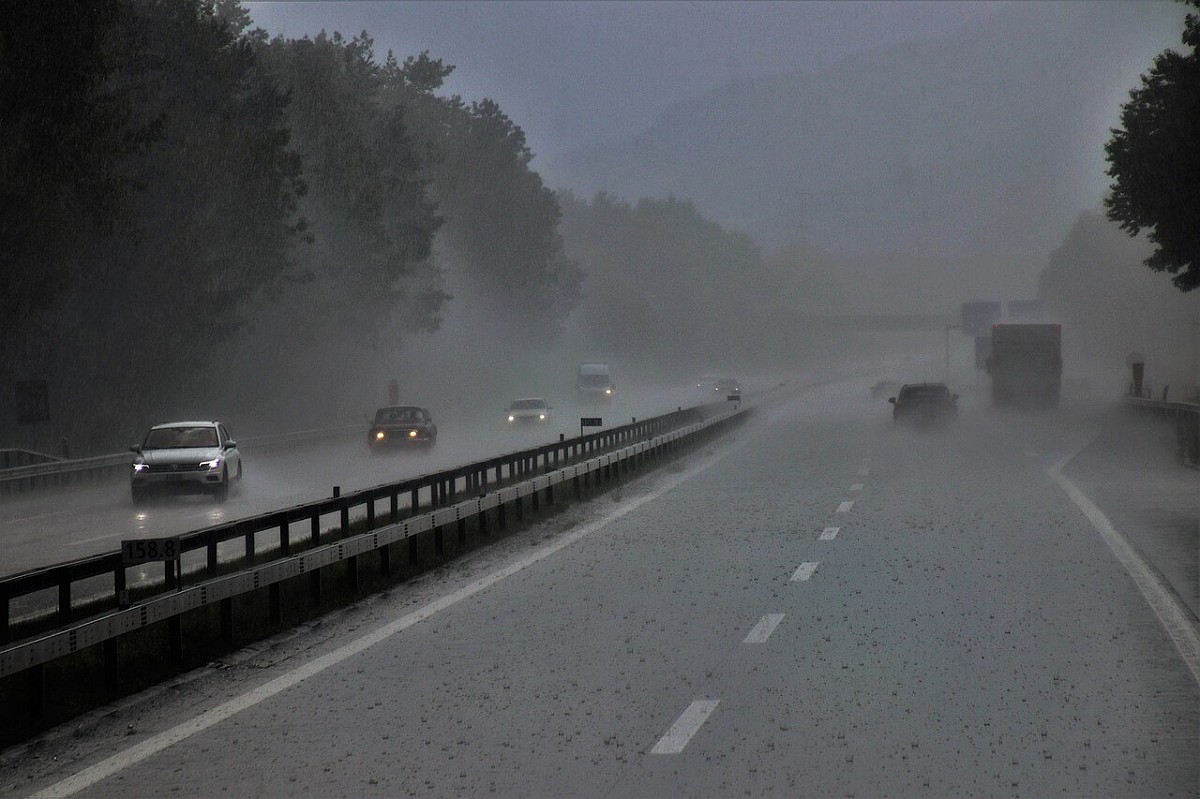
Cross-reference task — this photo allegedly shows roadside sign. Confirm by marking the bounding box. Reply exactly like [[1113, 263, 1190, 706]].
[[14, 380, 49, 424], [580, 417, 602, 427], [121, 537, 181, 565], [727, 395, 740, 402]]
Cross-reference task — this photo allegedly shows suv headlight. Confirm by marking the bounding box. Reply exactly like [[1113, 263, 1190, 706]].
[[200, 457, 221, 470], [408, 430, 418, 438], [133, 461, 148, 473]]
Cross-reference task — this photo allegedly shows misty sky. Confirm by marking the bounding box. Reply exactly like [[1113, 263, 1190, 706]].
[[244, 1, 1011, 163]]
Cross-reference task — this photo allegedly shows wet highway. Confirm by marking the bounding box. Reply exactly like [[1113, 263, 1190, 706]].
[[4, 377, 1198, 797]]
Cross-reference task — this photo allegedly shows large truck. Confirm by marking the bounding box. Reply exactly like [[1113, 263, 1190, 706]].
[[576, 362, 615, 400], [986, 323, 1062, 408]]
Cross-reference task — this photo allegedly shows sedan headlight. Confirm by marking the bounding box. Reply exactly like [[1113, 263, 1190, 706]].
[[375, 430, 386, 441], [508, 415, 515, 422], [133, 461, 148, 473], [538, 413, 546, 420], [200, 457, 222, 470], [408, 429, 418, 438], [605, 388, 613, 395]]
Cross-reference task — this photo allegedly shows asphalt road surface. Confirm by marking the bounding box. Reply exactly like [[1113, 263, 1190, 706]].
[[4, 377, 1197, 798]]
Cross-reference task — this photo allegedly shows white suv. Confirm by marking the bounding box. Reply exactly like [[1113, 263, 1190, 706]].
[[130, 421, 242, 503]]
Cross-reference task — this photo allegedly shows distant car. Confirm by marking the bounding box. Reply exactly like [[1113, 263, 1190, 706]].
[[696, 375, 720, 392], [716, 378, 741, 396], [369, 405, 437, 451], [506, 397, 551, 425], [130, 421, 242, 504], [889, 383, 959, 427]]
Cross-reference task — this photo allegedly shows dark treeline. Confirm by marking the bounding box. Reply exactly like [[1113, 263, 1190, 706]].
[[1, 0, 580, 452], [558, 192, 845, 378]]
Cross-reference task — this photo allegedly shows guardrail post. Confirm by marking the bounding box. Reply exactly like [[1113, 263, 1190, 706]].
[[411, 486, 419, 514], [380, 541, 392, 576], [390, 491, 399, 524], [457, 514, 467, 546], [279, 520, 291, 557], [269, 584, 281, 625], [479, 504, 490, 537], [498, 501, 507, 530], [310, 514, 320, 547], [434, 525, 445, 556]]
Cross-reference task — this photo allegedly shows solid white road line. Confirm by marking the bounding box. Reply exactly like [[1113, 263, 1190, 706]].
[[1049, 457, 1200, 687], [32, 437, 746, 798], [819, 527, 840, 541], [836, 500, 854, 513], [791, 562, 819, 581], [650, 700, 720, 755], [849, 483, 863, 491], [743, 613, 784, 644]]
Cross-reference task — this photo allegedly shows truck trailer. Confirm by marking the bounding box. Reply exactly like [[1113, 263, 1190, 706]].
[[577, 362, 615, 400], [986, 323, 1062, 408]]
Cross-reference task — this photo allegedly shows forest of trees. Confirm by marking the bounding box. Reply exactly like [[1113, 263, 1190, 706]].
[[1, 0, 583, 451]]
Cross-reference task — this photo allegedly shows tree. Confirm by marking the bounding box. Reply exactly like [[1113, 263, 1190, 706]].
[[0, 0, 157, 361], [1105, 0, 1200, 292]]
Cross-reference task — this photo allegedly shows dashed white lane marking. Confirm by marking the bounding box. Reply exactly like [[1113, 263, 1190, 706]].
[[849, 483, 863, 491], [1049, 455, 1200, 687], [32, 436, 748, 799], [650, 700, 720, 755], [836, 500, 854, 513], [743, 613, 784, 644], [791, 562, 820, 581], [819, 527, 840, 541]]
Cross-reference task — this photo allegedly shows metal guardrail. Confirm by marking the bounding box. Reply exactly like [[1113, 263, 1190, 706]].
[[0, 425, 364, 495], [1124, 395, 1200, 466], [0, 404, 724, 658]]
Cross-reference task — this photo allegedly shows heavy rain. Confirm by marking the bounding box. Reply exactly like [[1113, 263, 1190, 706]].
[[1, 1, 1198, 796]]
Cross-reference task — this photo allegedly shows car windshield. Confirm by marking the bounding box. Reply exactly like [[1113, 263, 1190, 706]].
[[510, 399, 546, 410], [901, 385, 950, 400], [144, 426, 218, 449], [375, 407, 422, 424]]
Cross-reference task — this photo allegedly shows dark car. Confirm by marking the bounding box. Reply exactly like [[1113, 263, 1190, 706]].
[[369, 405, 437, 450], [889, 383, 958, 427], [716, 378, 741, 396]]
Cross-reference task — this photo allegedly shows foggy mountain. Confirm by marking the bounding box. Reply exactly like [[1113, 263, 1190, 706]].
[[547, 2, 1186, 312]]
